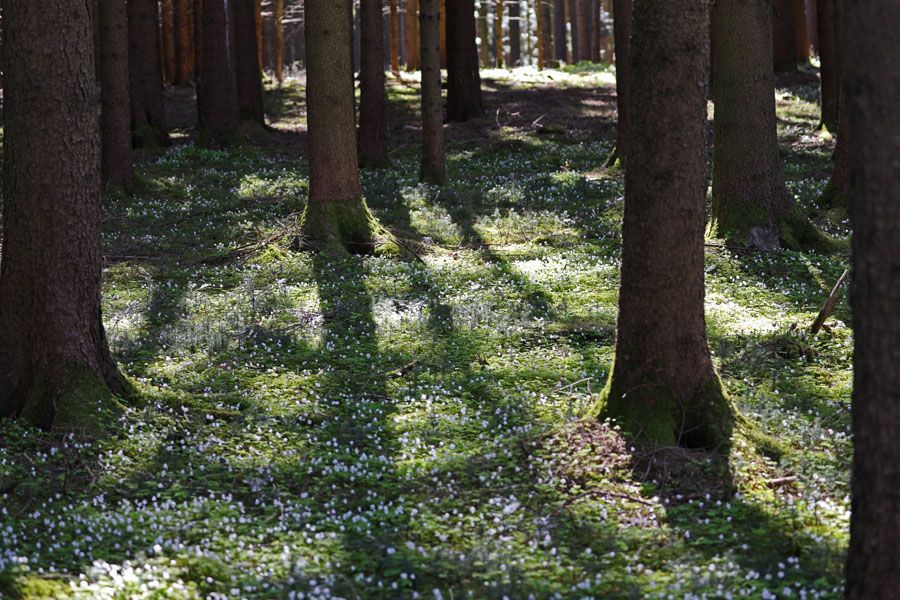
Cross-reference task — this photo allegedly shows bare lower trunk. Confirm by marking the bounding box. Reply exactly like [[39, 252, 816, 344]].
[[128, 0, 169, 146], [553, 0, 566, 63], [234, 0, 265, 124], [161, 0, 177, 83], [174, 0, 196, 85], [605, 0, 630, 166], [845, 1, 900, 595], [446, 0, 485, 122], [407, 0, 420, 70], [359, 0, 390, 167], [819, 0, 847, 209], [773, 0, 797, 72], [419, 0, 446, 184], [509, 0, 521, 65], [98, 0, 134, 192], [815, 0, 838, 130], [196, 0, 240, 145]]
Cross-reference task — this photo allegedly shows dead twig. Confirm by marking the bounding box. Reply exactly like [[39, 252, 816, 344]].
[[810, 269, 849, 335]]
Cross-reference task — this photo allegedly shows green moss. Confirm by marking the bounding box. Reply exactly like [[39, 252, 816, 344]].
[[299, 197, 400, 256], [777, 206, 847, 253], [0, 572, 71, 599]]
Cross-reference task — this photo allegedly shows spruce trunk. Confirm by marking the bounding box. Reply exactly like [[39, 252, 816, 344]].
[[446, 0, 485, 122]]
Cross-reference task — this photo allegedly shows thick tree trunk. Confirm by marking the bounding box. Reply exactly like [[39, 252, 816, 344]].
[[711, 0, 832, 252], [274, 0, 284, 83], [793, 0, 809, 63], [844, 1, 900, 595], [196, 0, 240, 145], [234, 0, 266, 124], [592, 0, 734, 449], [815, 0, 838, 130], [773, 0, 797, 72], [174, 0, 196, 85], [98, 0, 134, 192], [591, 0, 601, 62], [553, 0, 566, 63], [161, 0, 177, 83], [128, 0, 169, 147], [604, 0, 630, 166], [508, 0, 521, 66], [359, 0, 390, 167], [446, 0, 485, 121], [419, 0, 446, 184], [0, 0, 123, 430], [303, 0, 384, 252]]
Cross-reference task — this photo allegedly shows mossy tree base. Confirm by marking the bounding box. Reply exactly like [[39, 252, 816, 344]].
[[298, 198, 400, 256], [711, 206, 845, 254], [776, 206, 847, 253]]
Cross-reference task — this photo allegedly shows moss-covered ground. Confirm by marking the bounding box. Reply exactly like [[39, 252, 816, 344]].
[[0, 67, 850, 598]]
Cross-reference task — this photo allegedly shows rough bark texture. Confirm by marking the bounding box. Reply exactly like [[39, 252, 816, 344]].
[[536, 0, 547, 69], [0, 0, 123, 430], [406, 0, 420, 70], [446, 0, 485, 122], [711, 0, 832, 252], [359, 0, 390, 167], [508, 0, 521, 65], [98, 0, 134, 192], [303, 0, 384, 252], [844, 1, 900, 596], [419, 0, 446, 184], [494, 0, 504, 67], [161, 0, 177, 83], [816, 0, 838, 130], [773, 0, 797, 72], [174, 0, 196, 84], [128, 0, 169, 146], [592, 0, 734, 449], [553, 0, 566, 62], [234, 0, 266, 123], [604, 0, 630, 166], [197, 0, 240, 145]]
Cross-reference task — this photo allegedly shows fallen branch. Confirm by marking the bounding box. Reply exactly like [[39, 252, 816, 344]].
[[810, 269, 849, 334]]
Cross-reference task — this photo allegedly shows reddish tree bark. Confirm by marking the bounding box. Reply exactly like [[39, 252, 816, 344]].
[[575, 0, 590, 62], [407, 0, 421, 70], [0, 0, 123, 429], [128, 0, 169, 146], [793, 0, 810, 63], [275, 0, 284, 83], [98, 0, 134, 192], [419, 0, 446, 184], [446, 0, 485, 121], [359, 0, 390, 167], [234, 0, 266, 123], [390, 0, 401, 74], [174, 0, 196, 85], [844, 0, 900, 595]]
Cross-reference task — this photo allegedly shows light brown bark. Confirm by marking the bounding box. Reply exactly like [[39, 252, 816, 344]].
[[406, 0, 421, 70], [495, 0, 504, 67], [390, 0, 401, 74]]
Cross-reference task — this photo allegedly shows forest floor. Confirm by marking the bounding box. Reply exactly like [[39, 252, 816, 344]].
[[0, 66, 851, 599]]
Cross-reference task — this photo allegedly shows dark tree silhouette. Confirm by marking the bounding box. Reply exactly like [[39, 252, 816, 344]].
[[604, 0, 631, 167], [419, 0, 446, 184], [446, 0, 484, 122], [234, 0, 266, 124], [97, 0, 134, 192], [359, 0, 391, 167], [196, 0, 240, 145], [128, 0, 169, 147], [816, 0, 838, 131]]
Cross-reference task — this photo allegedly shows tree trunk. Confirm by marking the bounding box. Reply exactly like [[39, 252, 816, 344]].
[[536, 0, 545, 69], [478, 0, 491, 67], [601, 0, 612, 61], [773, 0, 797, 72], [446, 0, 485, 121], [407, 0, 420, 70], [161, 0, 177, 83], [553, 0, 566, 63], [818, 0, 847, 209], [567, 0, 578, 61], [0, 0, 123, 430], [274, 0, 284, 83], [604, 0, 630, 166], [591, 0, 601, 62], [98, 0, 134, 192], [234, 0, 266, 123], [359, 0, 390, 167], [816, 0, 838, 130], [508, 0, 521, 65], [575, 0, 590, 62], [196, 0, 240, 145], [439, 0, 447, 67], [494, 0, 504, 67], [255, 0, 264, 71], [806, 0, 818, 53], [389, 0, 401, 74], [303, 0, 384, 252], [174, 0, 196, 85], [128, 0, 169, 147], [591, 0, 734, 449], [711, 0, 833, 252], [793, 0, 809, 63], [844, 1, 900, 595], [419, 0, 446, 184]]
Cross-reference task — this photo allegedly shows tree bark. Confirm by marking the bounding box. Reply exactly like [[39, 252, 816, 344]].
[[161, 0, 177, 83], [0, 0, 123, 430], [407, 0, 421, 70], [234, 0, 266, 123], [711, 0, 832, 252], [419, 0, 446, 184], [274, 0, 284, 83], [815, 0, 838, 130], [592, 0, 734, 449], [390, 0, 401, 74], [98, 0, 134, 192], [844, 0, 900, 595], [128, 0, 169, 146], [575, 0, 590, 62], [773, 0, 797, 72], [818, 0, 847, 210], [196, 0, 240, 145], [174, 0, 196, 85], [359, 0, 390, 167], [255, 0, 264, 71], [567, 0, 578, 61], [508, 0, 521, 66], [591, 0, 601, 62], [553, 0, 566, 63], [536, 0, 546, 68], [446, 0, 485, 121], [495, 0, 504, 67], [793, 0, 809, 63], [604, 0, 630, 166], [478, 0, 491, 67]]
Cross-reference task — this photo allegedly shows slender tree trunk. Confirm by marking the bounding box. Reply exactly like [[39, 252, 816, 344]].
[[274, 0, 284, 83], [174, 0, 196, 85], [478, 0, 490, 67], [592, 0, 735, 449], [601, 0, 612, 61], [407, 0, 420, 69], [536, 0, 545, 69], [806, 0, 818, 54], [255, 0, 264, 72], [793, 0, 809, 63], [303, 0, 384, 251], [553, 0, 566, 63], [128, 0, 169, 146], [567, 0, 578, 61], [575, 0, 589, 62], [844, 0, 900, 595], [711, 0, 831, 252], [419, 0, 446, 184], [508, 0, 521, 65], [591, 0, 601, 62], [816, 0, 838, 130], [773, 0, 797, 72], [439, 0, 447, 67], [389, 0, 401, 74], [495, 0, 504, 67], [446, 0, 485, 121], [98, 0, 134, 192], [819, 0, 847, 209], [234, 0, 265, 123], [604, 0, 630, 166], [0, 0, 123, 430], [161, 0, 177, 83], [359, 0, 390, 167], [196, 0, 240, 145]]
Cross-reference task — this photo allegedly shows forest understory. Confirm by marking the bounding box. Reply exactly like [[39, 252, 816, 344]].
[[0, 66, 851, 599]]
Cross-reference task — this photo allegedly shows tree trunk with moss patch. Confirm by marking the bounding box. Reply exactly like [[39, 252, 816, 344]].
[[711, 0, 833, 252], [446, 0, 485, 122], [196, 0, 240, 145], [844, 1, 900, 594], [604, 0, 630, 167], [419, 0, 446, 184], [359, 0, 390, 167], [128, 0, 169, 147], [591, 0, 734, 450], [98, 0, 134, 192], [0, 0, 124, 431], [234, 0, 266, 124]]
